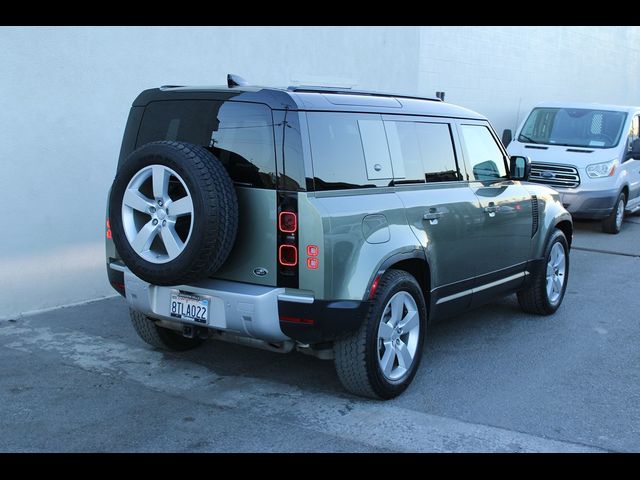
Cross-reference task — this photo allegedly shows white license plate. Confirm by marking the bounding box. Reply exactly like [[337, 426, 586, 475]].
[[170, 291, 210, 324]]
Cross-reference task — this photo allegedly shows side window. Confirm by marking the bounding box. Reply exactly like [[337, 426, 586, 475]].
[[385, 120, 460, 183], [415, 123, 460, 182], [136, 100, 277, 189], [307, 112, 392, 190], [628, 115, 640, 151], [458, 124, 508, 181]]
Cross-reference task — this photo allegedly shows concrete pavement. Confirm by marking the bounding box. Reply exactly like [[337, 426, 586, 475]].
[[1, 218, 639, 452]]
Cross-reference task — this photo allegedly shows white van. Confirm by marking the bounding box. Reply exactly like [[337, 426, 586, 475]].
[[506, 102, 640, 233]]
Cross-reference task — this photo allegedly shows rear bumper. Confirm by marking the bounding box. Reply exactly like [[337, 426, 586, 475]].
[[559, 189, 618, 219], [278, 299, 370, 344], [111, 263, 368, 344]]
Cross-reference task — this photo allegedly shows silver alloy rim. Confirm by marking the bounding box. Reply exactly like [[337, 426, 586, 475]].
[[377, 291, 420, 381], [615, 198, 624, 230], [546, 242, 566, 304], [121, 165, 194, 264]]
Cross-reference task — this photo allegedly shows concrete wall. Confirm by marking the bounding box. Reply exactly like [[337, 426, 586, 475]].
[[418, 26, 640, 135], [0, 26, 420, 319], [2, 26, 639, 319]]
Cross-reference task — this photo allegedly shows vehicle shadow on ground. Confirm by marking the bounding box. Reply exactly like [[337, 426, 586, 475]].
[[171, 294, 528, 399]]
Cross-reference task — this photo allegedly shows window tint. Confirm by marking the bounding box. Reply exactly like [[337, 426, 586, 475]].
[[459, 124, 508, 181], [385, 121, 460, 183], [137, 100, 276, 189], [415, 123, 459, 182], [307, 112, 390, 190]]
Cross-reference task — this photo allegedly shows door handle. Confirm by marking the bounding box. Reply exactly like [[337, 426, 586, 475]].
[[423, 209, 445, 225], [483, 202, 500, 217]]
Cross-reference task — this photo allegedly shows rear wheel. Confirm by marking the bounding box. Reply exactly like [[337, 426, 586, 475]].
[[130, 309, 203, 351], [333, 270, 427, 399], [602, 191, 626, 234]]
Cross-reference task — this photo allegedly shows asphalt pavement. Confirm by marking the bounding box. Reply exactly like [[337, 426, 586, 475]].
[[1, 217, 639, 452]]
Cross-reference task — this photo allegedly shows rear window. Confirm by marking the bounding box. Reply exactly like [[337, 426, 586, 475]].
[[136, 100, 277, 189]]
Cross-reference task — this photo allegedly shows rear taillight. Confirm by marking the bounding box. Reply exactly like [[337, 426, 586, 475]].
[[106, 219, 112, 239], [277, 196, 299, 288], [279, 244, 298, 266], [278, 211, 297, 233]]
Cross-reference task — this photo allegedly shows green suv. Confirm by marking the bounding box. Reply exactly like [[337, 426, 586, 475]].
[[106, 76, 572, 399]]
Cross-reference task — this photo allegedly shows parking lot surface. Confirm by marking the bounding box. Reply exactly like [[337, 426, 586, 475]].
[[2, 218, 639, 452]]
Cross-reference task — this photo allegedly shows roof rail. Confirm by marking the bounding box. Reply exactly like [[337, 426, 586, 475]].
[[287, 85, 442, 102], [159, 85, 184, 90]]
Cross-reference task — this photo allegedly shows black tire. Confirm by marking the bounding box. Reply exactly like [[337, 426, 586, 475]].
[[109, 141, 238, 286], [333, 269, 427, 399], [517, 229, 570, 315], [130, 309, 203, 351], [602, 191, 626, 234]]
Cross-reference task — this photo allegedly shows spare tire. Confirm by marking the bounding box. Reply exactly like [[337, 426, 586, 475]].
[[109, 141, 238, 286]]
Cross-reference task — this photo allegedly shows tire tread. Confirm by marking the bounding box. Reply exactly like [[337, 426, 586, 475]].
[[334, 270, 424, 399]]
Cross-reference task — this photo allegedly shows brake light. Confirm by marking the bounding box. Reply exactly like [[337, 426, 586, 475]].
[[106, 219, 112, 239], [307, 257, 319, 269], [307, 245, 318, 256], [279, 211, 297, 233], [279, 244, 298, 266]]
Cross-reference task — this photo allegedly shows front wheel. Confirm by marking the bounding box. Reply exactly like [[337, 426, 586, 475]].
[[333, 269, 427, 399], [602, 191, 626, 234], [517, 229, 569, 315]]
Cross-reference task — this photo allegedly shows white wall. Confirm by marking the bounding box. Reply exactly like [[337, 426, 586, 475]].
[[2, 26, 639, 319], [0, 26, 420, 319], [418, 26, 640, 135]]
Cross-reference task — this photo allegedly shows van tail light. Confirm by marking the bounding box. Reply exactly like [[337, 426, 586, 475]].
[[106, 219, 112, 239]]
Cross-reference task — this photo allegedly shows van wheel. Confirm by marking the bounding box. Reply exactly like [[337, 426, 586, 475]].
[[602, 191, 626, 234], [333, 270, 427, 399], [129, 309, 203, 351], [517, 229, 569, 315]]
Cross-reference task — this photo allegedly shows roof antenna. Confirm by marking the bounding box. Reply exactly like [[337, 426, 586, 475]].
[[227, 74, 248, 88]]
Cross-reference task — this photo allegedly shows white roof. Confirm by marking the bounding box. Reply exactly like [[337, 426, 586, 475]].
[[533, 101, 640, 114]]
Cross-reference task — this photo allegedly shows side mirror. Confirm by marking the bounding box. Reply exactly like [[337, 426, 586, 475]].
[[502, 129, 513, 147], [509, 155, 531, 181], [626, 138, 640, 160]]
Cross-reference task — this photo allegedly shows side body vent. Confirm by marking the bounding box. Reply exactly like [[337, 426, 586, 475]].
[[531, 195, 539, 237]]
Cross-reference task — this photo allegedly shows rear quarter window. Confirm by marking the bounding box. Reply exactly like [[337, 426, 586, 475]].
[[306, 112, 393, 191], [136, 100, 277, 189]]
